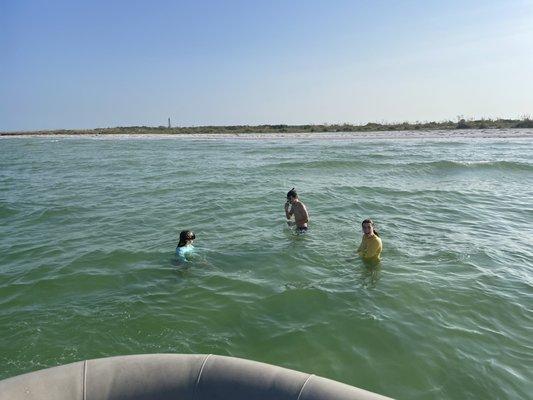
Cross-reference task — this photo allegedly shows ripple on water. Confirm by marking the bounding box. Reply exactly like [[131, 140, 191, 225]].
[[1, 136, 532, 399]]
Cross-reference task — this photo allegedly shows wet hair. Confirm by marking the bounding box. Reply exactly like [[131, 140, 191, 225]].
[[362, 219, 379, 237], [178, 230, 196, 247], [286, 187, 298, 199]]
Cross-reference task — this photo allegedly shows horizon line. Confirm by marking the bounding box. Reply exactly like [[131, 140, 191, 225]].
[[2, 115, 532, 134]]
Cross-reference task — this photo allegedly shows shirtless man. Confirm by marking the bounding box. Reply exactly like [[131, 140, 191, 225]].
[[284, 188, 309, 233]]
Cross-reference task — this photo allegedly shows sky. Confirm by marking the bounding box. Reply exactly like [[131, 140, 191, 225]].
[[1, 0, 532, 131]]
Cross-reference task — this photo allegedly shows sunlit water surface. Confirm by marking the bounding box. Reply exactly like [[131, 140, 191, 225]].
[[1, 133, 532, 399]]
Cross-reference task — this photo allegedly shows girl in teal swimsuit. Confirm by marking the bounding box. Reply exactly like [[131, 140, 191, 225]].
[[176, 230, 195, 262]]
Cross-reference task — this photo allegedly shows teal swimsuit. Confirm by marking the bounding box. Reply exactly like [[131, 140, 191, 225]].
[[176, 245, 194, 261]]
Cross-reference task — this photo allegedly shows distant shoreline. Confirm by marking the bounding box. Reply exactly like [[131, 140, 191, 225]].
[[2, 118, 533, 137], [2, 130, 532, 141]]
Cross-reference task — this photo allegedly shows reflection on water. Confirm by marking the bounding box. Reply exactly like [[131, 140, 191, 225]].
[[359, 261, 381, 289]]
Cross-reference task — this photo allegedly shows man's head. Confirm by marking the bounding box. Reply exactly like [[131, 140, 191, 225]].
[[286, 188, 298, 203]]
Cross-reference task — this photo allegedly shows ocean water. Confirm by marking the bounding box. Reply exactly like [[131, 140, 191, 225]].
[[0, 133, 532, 399]]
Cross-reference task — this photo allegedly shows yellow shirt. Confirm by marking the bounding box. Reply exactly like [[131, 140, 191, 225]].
[[357, 234, 382, 261]]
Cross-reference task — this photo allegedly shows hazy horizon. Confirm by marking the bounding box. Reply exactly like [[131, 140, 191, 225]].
[[2, 116, 533, 134], [2, 0, 532, 131]]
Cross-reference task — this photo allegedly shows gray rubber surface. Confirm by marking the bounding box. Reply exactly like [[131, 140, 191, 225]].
[[0, 354, 393, 400]]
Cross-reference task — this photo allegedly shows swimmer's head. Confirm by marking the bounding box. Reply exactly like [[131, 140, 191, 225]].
[[178, 230, 196, 247], [286, 188, 298, 203], [361, 219, 379, 237]]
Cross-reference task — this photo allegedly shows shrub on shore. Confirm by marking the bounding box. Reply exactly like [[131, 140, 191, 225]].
[[2, 117, 532, 136]]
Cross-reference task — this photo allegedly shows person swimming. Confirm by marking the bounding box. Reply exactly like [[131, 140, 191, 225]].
[[357, 219, 382, 262], [284, 188, 309, 233], [176, 230, 195, 262]]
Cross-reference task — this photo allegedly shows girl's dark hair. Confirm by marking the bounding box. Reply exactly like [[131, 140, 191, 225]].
[[178, 230, 195, 247], [362, 219, 379, 237]]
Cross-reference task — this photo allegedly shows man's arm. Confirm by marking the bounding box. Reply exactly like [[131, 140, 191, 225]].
[[284, 202, 293, 219]]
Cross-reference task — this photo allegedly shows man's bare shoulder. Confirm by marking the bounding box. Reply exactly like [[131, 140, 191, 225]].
[[294, 202, 307, 211]]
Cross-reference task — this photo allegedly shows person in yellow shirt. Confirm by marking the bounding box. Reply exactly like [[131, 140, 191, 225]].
[[357, 219, 382, 262]]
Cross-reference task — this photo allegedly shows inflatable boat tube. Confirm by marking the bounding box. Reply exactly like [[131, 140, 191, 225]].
[[0, 354, 393, 399]]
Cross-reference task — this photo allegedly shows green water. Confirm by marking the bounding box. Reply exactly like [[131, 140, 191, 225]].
[[1, 134, 532, 399]]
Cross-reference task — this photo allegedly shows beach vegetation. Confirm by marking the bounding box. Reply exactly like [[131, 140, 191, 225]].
[[2, 117, 533, 136]]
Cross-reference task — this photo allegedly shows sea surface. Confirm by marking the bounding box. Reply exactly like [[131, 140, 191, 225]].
[[1, 132, 532, 399]]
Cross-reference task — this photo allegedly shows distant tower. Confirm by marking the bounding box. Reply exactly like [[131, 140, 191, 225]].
[[168, 118, 171, 128]]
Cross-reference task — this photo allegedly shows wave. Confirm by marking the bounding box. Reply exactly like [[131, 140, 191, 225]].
[[263, 159, 370, 170], [259, 159, 532, 173], [0, 204, 19, 218], [400, 160, 533, 172]]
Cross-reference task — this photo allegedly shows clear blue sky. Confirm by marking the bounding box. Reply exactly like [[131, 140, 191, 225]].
[[1, 0, 532, 131]]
